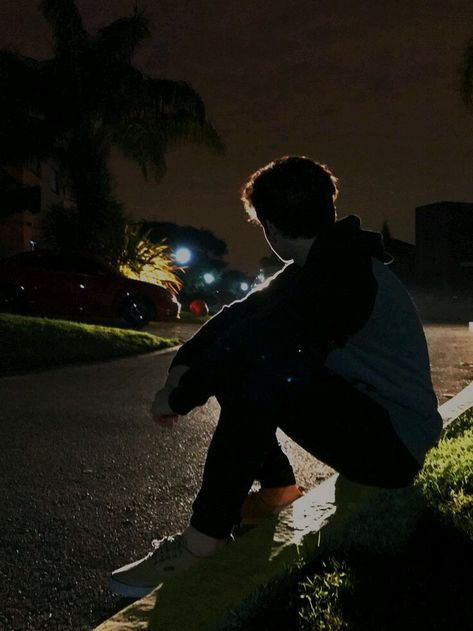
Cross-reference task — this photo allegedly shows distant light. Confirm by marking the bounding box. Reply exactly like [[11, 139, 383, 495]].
[[174, 247, 192, 265], [203, 272, 215, 284], [240, 282, 249, 291], [256, 272, 265, 284], [79, 284, 85, 289]]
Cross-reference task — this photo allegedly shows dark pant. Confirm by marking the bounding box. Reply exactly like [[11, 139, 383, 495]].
[[190, 351, 421, 539]]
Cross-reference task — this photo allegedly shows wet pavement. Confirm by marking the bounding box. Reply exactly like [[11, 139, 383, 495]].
[[1, 322, 473, 630]]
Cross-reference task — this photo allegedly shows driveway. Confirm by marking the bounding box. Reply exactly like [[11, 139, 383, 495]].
[[0, 322, 472, 630]]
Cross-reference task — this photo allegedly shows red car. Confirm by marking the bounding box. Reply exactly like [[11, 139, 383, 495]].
[[0, 251, 181, 327]]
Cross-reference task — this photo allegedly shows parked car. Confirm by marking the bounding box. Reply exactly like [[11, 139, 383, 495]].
[[0, 251, 181, 327]]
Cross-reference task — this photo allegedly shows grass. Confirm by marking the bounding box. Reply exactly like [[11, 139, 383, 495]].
[[178, 310, 212, 324], [223, 408, 473, 630], [0, 313, 180, 376]]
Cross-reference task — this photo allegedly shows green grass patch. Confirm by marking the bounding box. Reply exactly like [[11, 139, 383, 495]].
[[224, 409, 473, 630], [0, 313, 180, 376], [178, 310, 212, 324], [417, 413, 473, 541]]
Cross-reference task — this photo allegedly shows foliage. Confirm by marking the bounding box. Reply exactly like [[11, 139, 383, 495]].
[[0, 313, 179, 375], [416, 417, 473, 540], [0, 0, 224, 258], [178, 311, 212, 324], [118, 224, 183, 294], [42, 201, 128, 265], [144, 221, 229, 259], [144, 220, 240, 307], [296, 558, 351, 630]]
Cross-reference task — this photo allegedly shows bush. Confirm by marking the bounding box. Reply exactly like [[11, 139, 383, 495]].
[[416, 418, 473, 540]]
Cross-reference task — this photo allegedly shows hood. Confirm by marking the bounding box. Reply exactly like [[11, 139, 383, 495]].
[[308, 214, 394, 265]]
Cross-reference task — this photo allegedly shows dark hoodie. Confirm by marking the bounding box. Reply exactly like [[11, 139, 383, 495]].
[[167, 214, 392, 415]]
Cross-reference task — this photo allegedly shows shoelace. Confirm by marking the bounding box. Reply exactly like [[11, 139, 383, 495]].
[[150, 535, 188, 564]]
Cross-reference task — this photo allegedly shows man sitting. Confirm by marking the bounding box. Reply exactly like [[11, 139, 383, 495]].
[[110, 156, 442, 598]]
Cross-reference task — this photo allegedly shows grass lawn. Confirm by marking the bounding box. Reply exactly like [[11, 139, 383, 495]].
[[0, 313, 180, 376], [225, 409, 473, 631]]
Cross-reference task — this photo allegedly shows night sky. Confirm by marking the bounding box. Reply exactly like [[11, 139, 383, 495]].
[[2, 1, 473, 273]]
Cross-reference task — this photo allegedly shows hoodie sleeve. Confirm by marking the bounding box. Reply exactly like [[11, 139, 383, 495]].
[[167, 265, 295, 414]]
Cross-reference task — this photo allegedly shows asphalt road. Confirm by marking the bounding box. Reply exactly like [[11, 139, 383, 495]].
[[1, 322, 473, 630]]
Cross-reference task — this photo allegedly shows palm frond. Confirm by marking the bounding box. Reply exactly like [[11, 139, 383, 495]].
[[83, 60, 148, 125], [111, 118, 168, 180], [109, 77, 225, 179], [158, 111, 225, 154], [146, 78, 207, 122], [460, 35, 473, 109], [94, 6, 152, 63], [39, 0, 89, 59], [119, 225, 183, 293]]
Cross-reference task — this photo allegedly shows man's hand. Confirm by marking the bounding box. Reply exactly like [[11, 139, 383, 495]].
[[151, 386, 179, 428], [150, 365, 190, 429]]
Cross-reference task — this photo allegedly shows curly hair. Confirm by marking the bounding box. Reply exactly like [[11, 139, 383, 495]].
[[241, 156, 339, 238]]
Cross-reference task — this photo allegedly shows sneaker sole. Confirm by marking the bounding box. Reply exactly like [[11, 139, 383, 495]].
[[109, 575, 161, 599]]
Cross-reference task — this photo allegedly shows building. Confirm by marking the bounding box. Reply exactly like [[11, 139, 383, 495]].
[[415, 202, 473, 292], [0, 159, 67, 259]]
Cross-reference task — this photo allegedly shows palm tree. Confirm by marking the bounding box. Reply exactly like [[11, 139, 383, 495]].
[[0, 0, 224, 263]]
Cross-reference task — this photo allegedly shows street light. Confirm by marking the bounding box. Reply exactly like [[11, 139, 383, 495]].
[[174, 247, 192, 265], [203, 272, 215, 284]]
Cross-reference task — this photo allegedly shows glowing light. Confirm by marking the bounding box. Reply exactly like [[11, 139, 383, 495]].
[[174, 247, 192, 265], [203, 273, 215, 284], [240, 282, 249, 291], [286, 376, 294, 383], [256, 272, 265, 284]]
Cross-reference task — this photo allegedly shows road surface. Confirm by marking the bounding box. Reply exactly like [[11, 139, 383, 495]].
[[1, 322, 473, 630]]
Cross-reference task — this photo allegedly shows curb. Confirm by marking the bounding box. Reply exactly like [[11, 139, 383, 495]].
[[92, 382, 473, 631]]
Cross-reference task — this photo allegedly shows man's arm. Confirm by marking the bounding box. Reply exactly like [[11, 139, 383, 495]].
[[165, 265, 295, 415]]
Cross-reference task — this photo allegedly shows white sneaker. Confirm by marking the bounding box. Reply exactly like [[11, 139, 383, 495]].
[[109, 528, 228, 598]]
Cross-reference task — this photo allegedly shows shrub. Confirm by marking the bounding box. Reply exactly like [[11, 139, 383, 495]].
[[416, 422, 473, 540]]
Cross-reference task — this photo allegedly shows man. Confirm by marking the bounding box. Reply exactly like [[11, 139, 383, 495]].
[[110, 156, 442, 598]]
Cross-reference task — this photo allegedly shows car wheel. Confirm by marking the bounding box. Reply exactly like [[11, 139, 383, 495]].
[[0, 284, 27, 314], [121, 295, 155, 328]]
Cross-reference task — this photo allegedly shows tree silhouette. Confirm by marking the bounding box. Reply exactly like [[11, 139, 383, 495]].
[[0, 1, 224, 262]]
